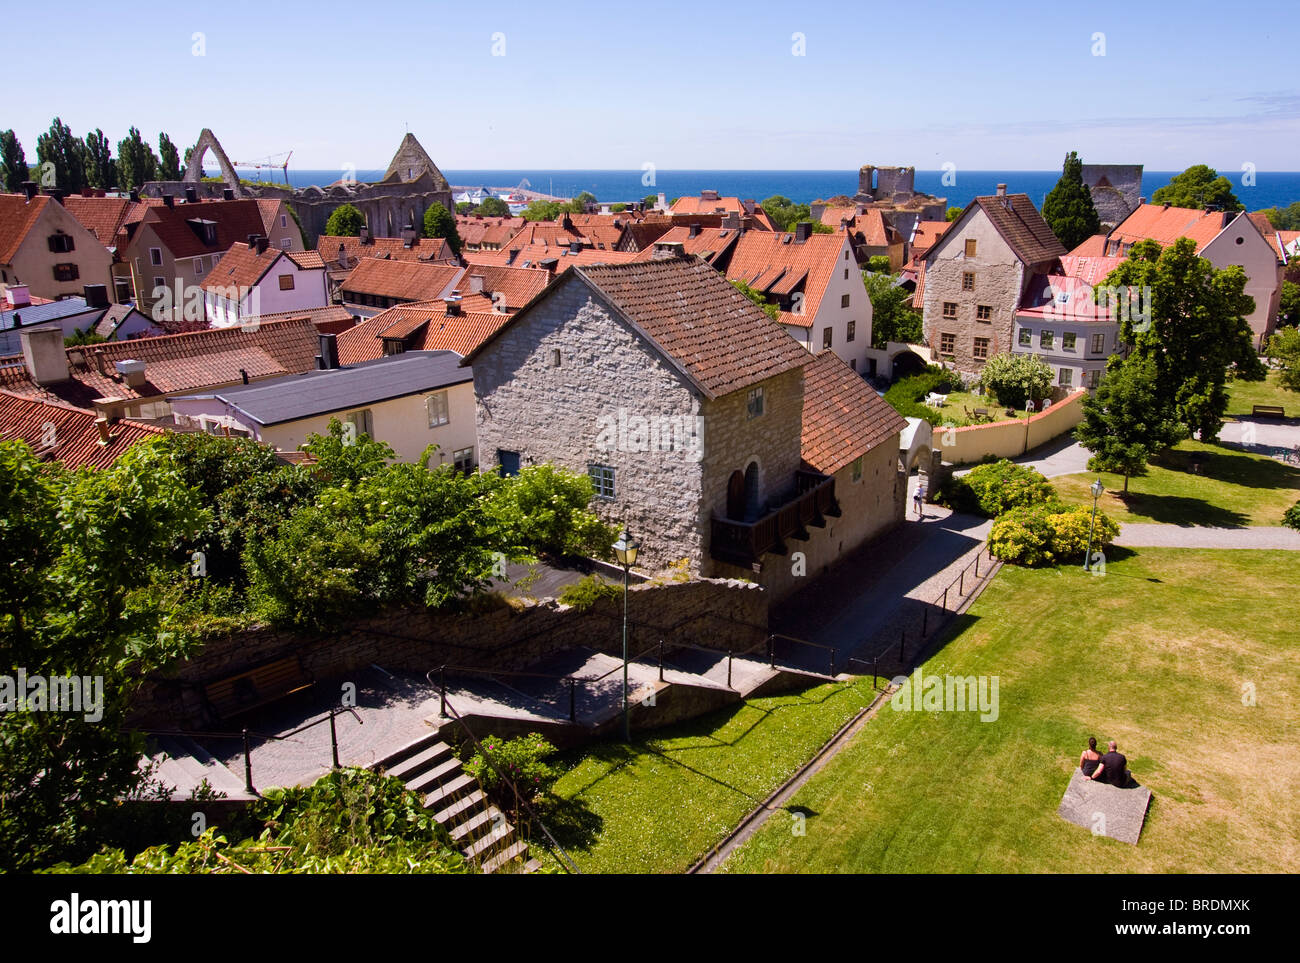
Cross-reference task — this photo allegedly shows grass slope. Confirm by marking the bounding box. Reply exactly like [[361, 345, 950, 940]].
[[721, 549, 1299, 874]]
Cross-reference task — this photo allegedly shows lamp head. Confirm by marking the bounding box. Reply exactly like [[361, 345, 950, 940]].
[[613, 529, 640, 568], [1090, 478, 1104, 499]]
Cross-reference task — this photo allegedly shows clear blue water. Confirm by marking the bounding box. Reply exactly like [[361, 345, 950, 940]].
[[217, 169, 1300, 212]]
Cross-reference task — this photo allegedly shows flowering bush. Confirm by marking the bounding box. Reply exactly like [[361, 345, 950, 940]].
[[464, 733, 560, 801], [990, 504, 1119, 566], [1047, 506, 1120, 560]]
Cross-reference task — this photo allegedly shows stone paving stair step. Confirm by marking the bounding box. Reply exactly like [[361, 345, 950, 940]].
[[384, 741, 453, 782], [431, 787, 487, 825], [448, 805, 503, 844], [482, 839, 530, 874], [465, 820, 516, 862], [422, 771, 475, 810], [404, 755, 466, 795]]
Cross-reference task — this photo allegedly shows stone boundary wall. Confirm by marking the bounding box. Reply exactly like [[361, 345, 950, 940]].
[[131, 578, 768, 729], [939, 389, 1087, 466]]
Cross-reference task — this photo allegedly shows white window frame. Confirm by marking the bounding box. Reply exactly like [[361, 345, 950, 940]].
[[345, 408, 374, 438], [452, 446, 474, 472], [589, 463, 616, 500], [149, 247, 163, 266], [427, 390, 449, 428]]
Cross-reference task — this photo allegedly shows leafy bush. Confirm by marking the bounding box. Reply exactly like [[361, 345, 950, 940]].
[[937, 460, 1056, 517], [978, 352, 1053, 409], [464, 733, 560, 801], [884, 366, 963, 424], [44, 768, 470, 874], [558, 573, 621, 610], [989, 503, 1119, 566], [1284, 500, 1300, 531]]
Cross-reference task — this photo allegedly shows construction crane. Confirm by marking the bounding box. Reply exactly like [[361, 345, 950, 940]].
[[228, 150, 294, 186]]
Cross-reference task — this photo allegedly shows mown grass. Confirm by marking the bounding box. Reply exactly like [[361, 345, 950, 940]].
[[1226, 370, 1300, 418], [540, 676, 881, 874], [1054, 439, 1300, 527], [720, 549, 1299, 874]]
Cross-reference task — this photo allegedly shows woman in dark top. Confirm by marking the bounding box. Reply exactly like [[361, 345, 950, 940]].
[[1079, 737, 1102, 777]]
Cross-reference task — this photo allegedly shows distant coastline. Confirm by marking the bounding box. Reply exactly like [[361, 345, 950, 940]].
[[214, 168, 1300, 211]]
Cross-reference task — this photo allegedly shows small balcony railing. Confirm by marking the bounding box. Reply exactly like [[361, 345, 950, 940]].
[[709, 470, 840, 568]]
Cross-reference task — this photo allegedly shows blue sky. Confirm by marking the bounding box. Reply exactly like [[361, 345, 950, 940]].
[[6, 0, 1298, 173]]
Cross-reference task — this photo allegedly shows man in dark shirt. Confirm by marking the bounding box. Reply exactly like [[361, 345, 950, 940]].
[[1090, 741, 1128, 787]]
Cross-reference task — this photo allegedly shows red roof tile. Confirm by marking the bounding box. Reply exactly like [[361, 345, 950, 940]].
[[340, 259, 463, 302], [131, 200, 271, 261], [315, 234, 456, 273], [62, 196, 136, 249], [800, 351, 906, 474], [0, 390, 167, 469], [0, 193, 51, 264], [336, 301, 509, 364], [450, 265, 549, 310], [1106, 203, 1228, 253], [725, 231, 850, 329], [201, 242, 287, 292], [463, 244, 638, 274], [631, 226, 741, 265]]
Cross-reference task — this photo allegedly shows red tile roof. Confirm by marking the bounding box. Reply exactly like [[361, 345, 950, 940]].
[[968, 194, 1066, 266], [1247, 213, 1292, 260], [725, 231, 850, 329], [62, 196, 136, 249], [340, 259, 463, 302], [631, 226, 742, 265], [463, 244, 638, 274], [0, 317, 321, 409], [669, 194, 778, 231], [0, 193, 51, 264], [800, 351, 907, 474], [285, 249, 324, 270], [0, 390, 168, 469], [1057, 254, 1125, 286], [131, 200, 271, 260], [1067, 234, 1109, 258], [449, 265, 549, 310], [315, 234, 456, 272], [1106, 203, 1228, 253], [466, 257, 808, 399], [908, 220, 951, 260], [201, 242, 288, 292], [335, 301, 509, 364], [1016, 274, 1116, 323], [454, 215, 525, 248], [254, 304, 357, 334]]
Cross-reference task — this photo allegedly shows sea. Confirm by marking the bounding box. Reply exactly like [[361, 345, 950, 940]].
[[221, 168, 1300, 212]]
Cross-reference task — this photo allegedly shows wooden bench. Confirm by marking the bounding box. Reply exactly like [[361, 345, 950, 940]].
[[973, 407, 990, 419], [203, 656, 315, 721], [1252, 404, 1286, 418]]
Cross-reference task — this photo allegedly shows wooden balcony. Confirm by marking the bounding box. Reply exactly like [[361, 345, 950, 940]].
[[710, 470, 841, 568]]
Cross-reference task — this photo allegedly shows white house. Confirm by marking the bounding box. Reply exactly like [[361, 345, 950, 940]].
[[202, 237, 329, 328]]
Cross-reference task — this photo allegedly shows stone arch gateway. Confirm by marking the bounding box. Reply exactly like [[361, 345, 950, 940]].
[[183, 129, 243, 197]]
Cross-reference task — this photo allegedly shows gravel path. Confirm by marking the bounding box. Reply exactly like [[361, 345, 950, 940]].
[[1113, 524, 1300, 549]]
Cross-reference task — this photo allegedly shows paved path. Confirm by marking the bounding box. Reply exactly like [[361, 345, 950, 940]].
[[1113, 524, 1300, 549], [951, 434, 1093, 479]]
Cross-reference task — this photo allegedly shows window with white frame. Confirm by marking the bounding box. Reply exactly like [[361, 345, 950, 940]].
[[345, 408, 373, 438], [427, 390, 449, 427], [453, 446, 474, 472], [149, 247, 162, 266], [1019, 327, 1032, 347], [589, 464, 615, 499], [1059, 368, 1073, 387], [1091, 333, 1105, 354]]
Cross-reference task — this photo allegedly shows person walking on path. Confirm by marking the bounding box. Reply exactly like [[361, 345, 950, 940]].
[[913, 481, 927, 519]]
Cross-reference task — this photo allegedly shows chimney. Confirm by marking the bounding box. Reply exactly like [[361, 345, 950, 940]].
[[794, 221, 812, 243], [569, 240, 582, 255], [222, 188, 235, 201], [538, 257, 558, 278], [401, 224, 418, 248], [114, 358, 147, 388], [5, 284, 30, 307], [184, 186, 198, 204], [657, 192, 666, 209], [469, 274, 485, 295], [995, 184, 1007, 197], [95, 416, 112, 445], [651, 241, 686, 260], [256, 236, 269, 254], [91, 397, 128, 424], [559, 214, 572, 230], [720, 212, 741, 232], [443, 297, 462, 317], [700, 189, 719, 202], [688, 223, 701, 238], [21, 328, 70, 385], [162, 194, 174, 208], [82, 284, 109, 309], [247, 234, 259, 249], [21, 181, 37, 201], [359, 225, 371, 245], [316, 333, 340, 370], [129, 189, 140, 203], [240, 368, 250, 385]]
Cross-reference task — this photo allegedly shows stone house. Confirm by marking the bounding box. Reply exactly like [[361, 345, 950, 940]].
[[0, 189, 114, 303], [461, 254, 905, 600], [922, 186, 1066, 377]]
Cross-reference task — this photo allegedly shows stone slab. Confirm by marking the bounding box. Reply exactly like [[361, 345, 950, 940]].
[[1057, 769, 1152, 845]]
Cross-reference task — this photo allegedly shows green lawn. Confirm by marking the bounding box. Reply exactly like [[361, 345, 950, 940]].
[[1054, 439, 1300, 527], [720, 549, 1300, 874], [933, 391, 1031, 426], [539, 677, 880, 874], [1227, 370, 1300, 418]]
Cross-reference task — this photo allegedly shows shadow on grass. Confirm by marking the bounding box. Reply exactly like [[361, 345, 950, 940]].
[[537, 794, 603, 854], [1154, 445, 1300, 492], [1113, 492, 1250, 528]]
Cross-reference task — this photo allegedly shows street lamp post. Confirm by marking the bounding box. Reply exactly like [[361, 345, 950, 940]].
[[612, 529, 640, 743], [1083, 477, 1104, 572]]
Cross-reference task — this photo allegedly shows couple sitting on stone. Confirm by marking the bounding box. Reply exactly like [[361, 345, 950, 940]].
[[1079, 737, 1131, 787]]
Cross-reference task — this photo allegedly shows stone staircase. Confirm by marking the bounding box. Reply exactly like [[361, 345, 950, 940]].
[[373, 733, 543, 874], [146, 735, 258, 802]]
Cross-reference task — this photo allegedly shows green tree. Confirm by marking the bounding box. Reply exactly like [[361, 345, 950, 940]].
[[642, 193, 658, 207], [1101, 237, 1264, 440], [1268, 326, 1300, 392], [863, 271, 923, 347], [116, 127, 158, 190], [945, 206, 962, 222], [977, 352, 1054, 409], [1041, 150, 1101, 251], [566, 191, 597, 213], [455, 201, 473, 214], [158, 132, 181, 181], [422, 201, 461, 256], [761, 195, 813, 232], [522, 200, 563, 221], [477, 195, 510, 217], [1151, 164, 1242, 211], [1278, 280, 1300, 329], [82, 129, 114, 188], [1259, 202, 1300, 231], [35, 117, 87, 193], [324, 203, 365, 236], [730, 278, 780, 321], [865, 255, 891, 273], [0, 439, 208, 871], [610, 203, 627, 213], [1074, 355, 1185, 493], [0, 130, 28, 191]]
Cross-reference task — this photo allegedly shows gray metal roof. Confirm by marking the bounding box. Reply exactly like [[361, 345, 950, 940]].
[[174, 350, 472, 426], [0, 297, 99, 332]]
